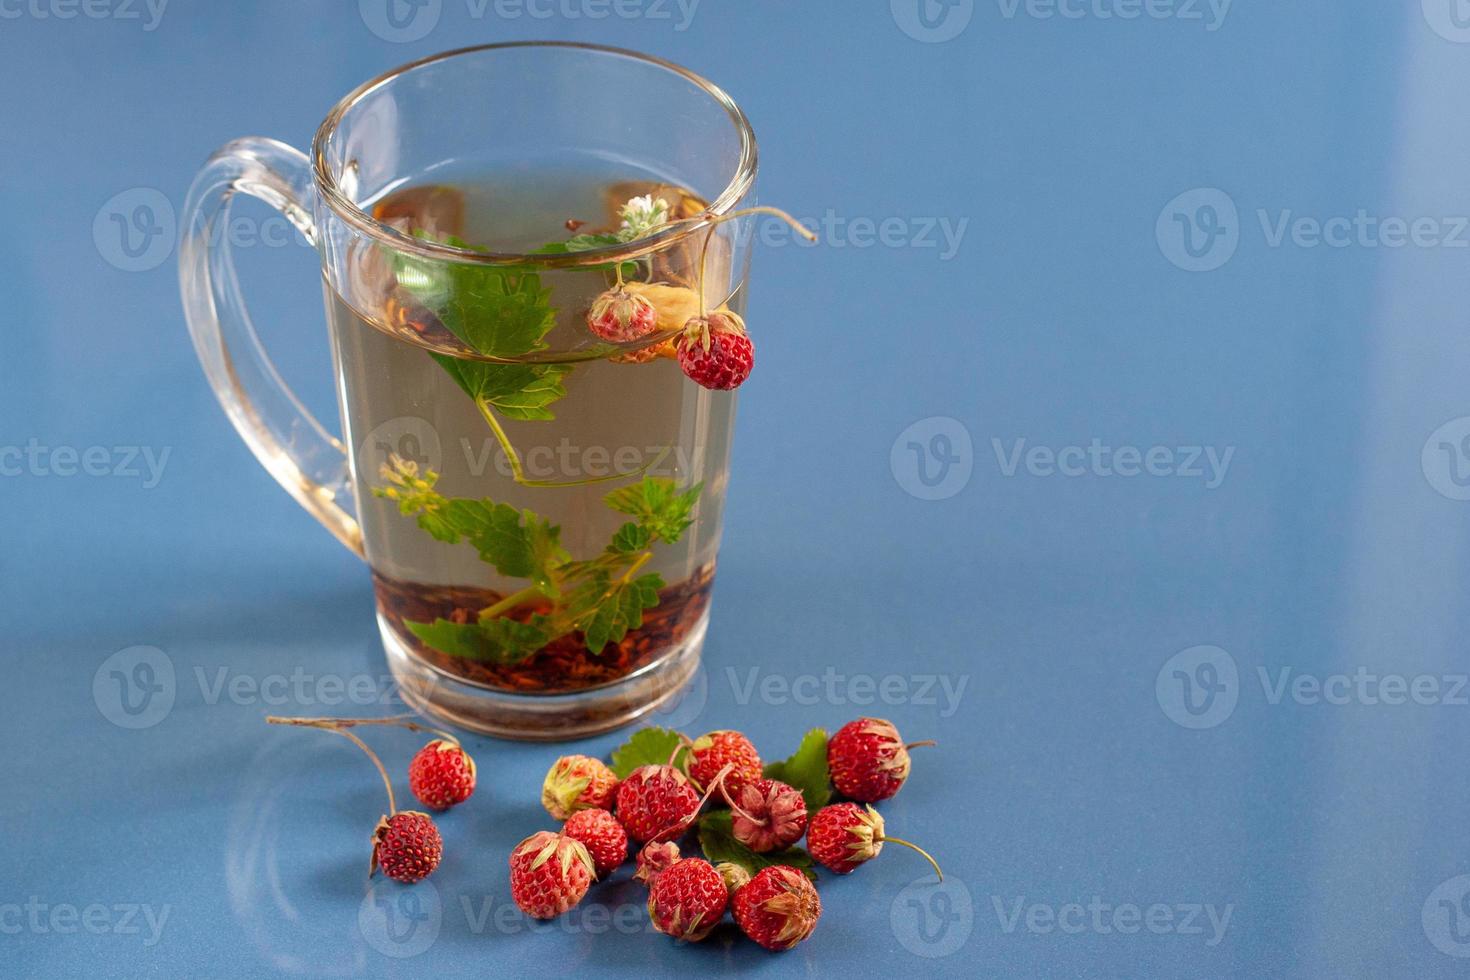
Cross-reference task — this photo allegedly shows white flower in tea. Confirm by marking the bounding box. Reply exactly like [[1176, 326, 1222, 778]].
[[619, 195, 671, 239]]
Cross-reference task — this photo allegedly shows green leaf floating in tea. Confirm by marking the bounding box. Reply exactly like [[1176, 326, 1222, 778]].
[[373, 457, 702, 664], [390, 229, 655, 488], [393, 232, 556, 358]]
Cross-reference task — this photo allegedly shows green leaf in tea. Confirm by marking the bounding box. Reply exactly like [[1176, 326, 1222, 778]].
[[604, 478, 703, 543], [406, 614, 553, 664], [374, 461, 702, 663], [566, 570, 665, 654], [394, 232, 556, 359], [376, 465, 567, 593], [535, 232, 623, 252], [533, 232, 642, 278], [431, 356, 572, 422], [610, 522, 652, 554]]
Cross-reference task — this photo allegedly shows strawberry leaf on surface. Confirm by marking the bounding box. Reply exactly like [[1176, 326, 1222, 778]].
[[609, 727, 686, 779], [697, 811, 817, 880], [762, 729, 832, 811]]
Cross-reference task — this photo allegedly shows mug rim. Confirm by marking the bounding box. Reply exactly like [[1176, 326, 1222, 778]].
[[311, 41, 759, 268]]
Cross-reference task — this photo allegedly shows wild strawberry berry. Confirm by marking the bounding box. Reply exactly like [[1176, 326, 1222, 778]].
[[508, 831, 595, 920], [587, 287, 659, 343], [408, 739, 476, 810], [616, 764, 701, 843], [372, 811, 443, 884], [729, 779, 808, 853], [562, 808, 628, 878], [731, 865, 821, 951], [647, 858, 729, 943], [688, 730, 763, 797], [827, 718, 933, 803], [806, 803, 942, 879], [715, 862, 751, 899], [542, 755, 620, 820], [676, 312, 754, 390], [634, 840, 682, 885]]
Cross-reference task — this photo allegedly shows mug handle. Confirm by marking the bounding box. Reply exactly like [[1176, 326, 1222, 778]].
[[178, 137, 364, 557]]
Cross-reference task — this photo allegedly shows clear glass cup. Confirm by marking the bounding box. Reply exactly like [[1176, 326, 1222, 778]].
[[179, 43, 760, 739]]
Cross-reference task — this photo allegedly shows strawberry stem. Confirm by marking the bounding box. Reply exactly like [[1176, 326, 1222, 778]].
[[667, 734, 694, 771], [880, 835, 943, 882], [717, 778, 762, 826], [690, 205, 816, 317], [479, 585, 544, 620], [267, 717, 398, 814], [648, 762, 735, 843], [669, 205, 817, 242], [264, 714, 459, 746], [905, 740, 937, 750], [475, 397, 661, 488], [696, 762, 737, 813]]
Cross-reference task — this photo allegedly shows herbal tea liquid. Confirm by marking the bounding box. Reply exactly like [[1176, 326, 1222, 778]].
[[327, 165, 738, 694]]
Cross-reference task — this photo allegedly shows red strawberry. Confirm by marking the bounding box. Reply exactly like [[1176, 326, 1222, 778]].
[[806, 803, 942, 879], [634, 841, 682, 885], [688, 730, 762, 797], [732, 865, 821, 951], [616, 764, 700, 843], [647, 858, 729, 942], [371, 811, 442, 884], [407, 739, 476, 810], [562, 808, 628, 878], [542, 755, 620, 820], [729, 779, 808, 853], [587, 287, 659, 343], [676, 312, 754, 390], [827, 718, 934, 802], [508, 831, 595, 919]]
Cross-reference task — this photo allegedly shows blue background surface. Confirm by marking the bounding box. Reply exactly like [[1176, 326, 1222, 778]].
[[7, 1, 1470, 976]]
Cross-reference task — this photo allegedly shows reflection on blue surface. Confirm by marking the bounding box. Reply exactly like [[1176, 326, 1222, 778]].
[[10, 1, 1470, 976]]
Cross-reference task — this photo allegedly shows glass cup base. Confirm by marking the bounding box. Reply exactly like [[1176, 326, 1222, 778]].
[[380, 609, 707, 740]]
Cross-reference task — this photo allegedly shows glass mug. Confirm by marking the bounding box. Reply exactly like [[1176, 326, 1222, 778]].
[[179, 43, 762, 739]]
